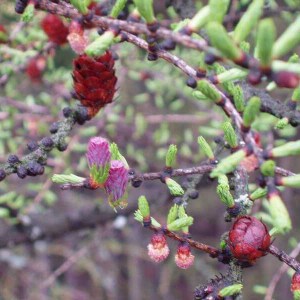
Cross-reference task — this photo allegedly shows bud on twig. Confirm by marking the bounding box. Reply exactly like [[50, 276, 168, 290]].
[[222, 122, 238, 149], [167, 204, 179, 225], [219, 284, 243, 297], [197, 80, 223, 103], [165, 178, 184, 196], [138, 195, 150, 221], [232, 85, 245, 112], [198, 136, 214, 160], [165, 144, 177, 168], [260, 160, 275, 177], [243, 96, 261, 129], [216, 175, 234, 208]]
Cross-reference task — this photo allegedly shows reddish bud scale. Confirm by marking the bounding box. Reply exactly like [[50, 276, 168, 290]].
[[72, 52, 117, 118], [87, 177, 104, 189], [41, 14, 69, 45], [229, 216, 271, 263], [25, 56, 46, 82], [291, 272, 300, 292], [273, 71, 300, 89]]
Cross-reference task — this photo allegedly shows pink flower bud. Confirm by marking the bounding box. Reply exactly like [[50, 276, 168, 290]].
[[175, 243, 194, 269], [105, 160, 128, 203], [86, 137, 111, 169], [147, 233, 170, 263]]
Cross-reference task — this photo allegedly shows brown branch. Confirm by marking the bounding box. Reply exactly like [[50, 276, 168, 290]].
[[60, 163, 215, 190], [268, 244, 300, 272], [265, 242, 300, 300]]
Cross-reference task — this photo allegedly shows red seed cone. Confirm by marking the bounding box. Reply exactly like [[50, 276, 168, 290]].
[[41, 14, 69, 45], [229, 216, 271, 263], [72, 52, 117, 118]]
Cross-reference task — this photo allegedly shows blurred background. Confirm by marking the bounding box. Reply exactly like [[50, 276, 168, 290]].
[[0, 0, 300, 299]]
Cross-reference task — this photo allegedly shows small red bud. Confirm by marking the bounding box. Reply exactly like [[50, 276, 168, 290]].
[[291, 272, 300, 292], [25, 56, 46, 82], [147, 233, 170, 263], [175, 243, 195, 269], [247, 69, 262, 85], [229, 216, 271, 263], [273, 71, 300, 88]]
